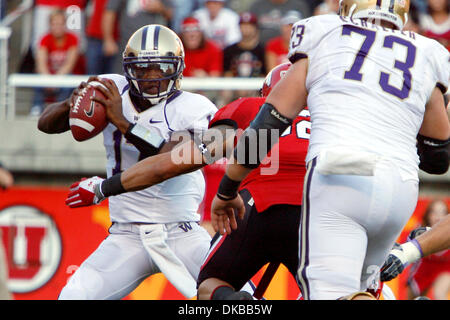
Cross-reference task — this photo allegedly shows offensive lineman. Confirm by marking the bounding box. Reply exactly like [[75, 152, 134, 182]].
[[38, 25, 216, 299], [211, 0, 450, 300]]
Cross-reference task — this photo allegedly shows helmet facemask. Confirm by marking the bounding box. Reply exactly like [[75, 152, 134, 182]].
[[124, 56, 183, 105]]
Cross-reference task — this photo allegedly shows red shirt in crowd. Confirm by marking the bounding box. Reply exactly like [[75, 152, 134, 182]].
[[408, 249, 450, 295], [39, 32, 79, 74], [86, 0, 119, 40], [36, 0, 87, 8], [265, 36, 290, 66], [183, 40, 223, 77], [420, 15, 450, 51]]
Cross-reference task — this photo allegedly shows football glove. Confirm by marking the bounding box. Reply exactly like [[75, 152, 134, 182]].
[[380, 239, 423, 282], [65, 176, 106, 208], [407, 226, 431, 241]]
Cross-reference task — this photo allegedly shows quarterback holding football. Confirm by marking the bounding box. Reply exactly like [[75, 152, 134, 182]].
[[38, 25, 218, 300]]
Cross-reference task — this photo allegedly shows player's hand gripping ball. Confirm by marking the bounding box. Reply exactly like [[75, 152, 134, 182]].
[[69, 81, 108, 141]]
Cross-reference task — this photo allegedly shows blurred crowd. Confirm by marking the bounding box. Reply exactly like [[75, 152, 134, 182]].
[[0, 0, 449, 301], [1, 0, 449, 114]]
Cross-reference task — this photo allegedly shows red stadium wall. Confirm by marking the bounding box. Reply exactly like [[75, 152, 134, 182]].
[[0, 186, 448, 300]]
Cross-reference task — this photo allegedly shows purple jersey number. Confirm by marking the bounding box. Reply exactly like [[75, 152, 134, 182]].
[[112, 129, 144, 175], [342, 25, 375, 81], [342, 25, 416, 100], [380, 35, 416, 100], [290, 24, 305, 49]]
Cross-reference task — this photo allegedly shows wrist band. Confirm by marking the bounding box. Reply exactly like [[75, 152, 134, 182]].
[[100, 173, 126, 197], [410, 238, 424, 258], [216, 193, 237, 201], [217, 174, 241, 200], [125, 123, 165, 158], [401, 239, 423, 265]]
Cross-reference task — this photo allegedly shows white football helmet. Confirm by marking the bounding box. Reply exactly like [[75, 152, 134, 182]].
[[339, 0, 410, 30], [123, 24, 185, 105]]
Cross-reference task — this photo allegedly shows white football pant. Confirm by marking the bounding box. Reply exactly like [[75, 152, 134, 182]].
[[297, 157, 418, 300], [59, 221, 211, 300]]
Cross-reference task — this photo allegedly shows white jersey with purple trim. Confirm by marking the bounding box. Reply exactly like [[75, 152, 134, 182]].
[[99, 74, 217, 224], [288, 14, 449, 181]]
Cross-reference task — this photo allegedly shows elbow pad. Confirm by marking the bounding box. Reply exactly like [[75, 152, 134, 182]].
[[124, 123, 166, 158], [417, 134, 450, 175], [234, 103, 293, 169]]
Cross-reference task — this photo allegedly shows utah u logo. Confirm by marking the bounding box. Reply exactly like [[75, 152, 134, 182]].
[[178, 222, 192, 232], [0, 205, 62, 293]]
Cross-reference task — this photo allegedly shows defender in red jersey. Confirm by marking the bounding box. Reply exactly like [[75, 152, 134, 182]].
[[196, 89, 310, 300]]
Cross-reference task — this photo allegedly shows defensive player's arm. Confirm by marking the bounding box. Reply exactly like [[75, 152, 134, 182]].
[[209, 59, 309, 235], [119, 124, 236, 192], [417, 87, 450, 174], [415, 214, 450, 256], [65, 124, 236, 207], [218, 58, 309, 194], [381, 213, 450, 282]]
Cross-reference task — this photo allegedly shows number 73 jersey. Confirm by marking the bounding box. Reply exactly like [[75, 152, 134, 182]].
[[288, 14, 449, 181]]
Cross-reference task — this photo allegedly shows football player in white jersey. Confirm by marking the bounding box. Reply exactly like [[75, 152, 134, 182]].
[[38, 25, 217, 299], [210, 0, 450, 300]]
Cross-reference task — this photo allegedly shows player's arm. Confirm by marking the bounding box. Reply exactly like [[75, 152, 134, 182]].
[[381, 214, 450, 282], [65, 124, 236, 207], [210, 59, 308, 235], [225, 58, 309, 180], [37, 76, 100, 134], [417, 87, 450, 174], [37, 98, 71, 133], [417, 214, 450, 256], [119, 124, 236, 191]]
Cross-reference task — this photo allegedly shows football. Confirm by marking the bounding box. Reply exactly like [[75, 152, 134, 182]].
[[69, 81, 108, 141]]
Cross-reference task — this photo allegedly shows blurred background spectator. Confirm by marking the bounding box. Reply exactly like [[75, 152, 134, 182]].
[[0, 0, 6, 19], [221, 12, 265, 103], [264, 10, 300, 71], [180, 16, 223, 77], [404, 2, 422, 33], [223, 12, 265, 78], [248, 0, 310, 43], [30, 9, 79, 116], [85, 0, 118, 75], [419, 0, 450, 51], [103, 0, 173, 74], [171, 0, 201, 34], [413, 0, 430, 14], [31, 1, 87, 56], [314, 0, 339, 15], [407, 199, 450, 300], [193, 0, 241, 49]]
